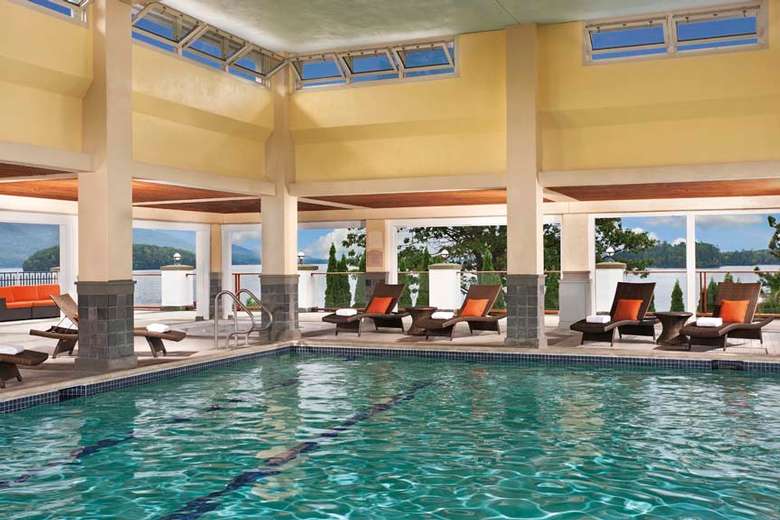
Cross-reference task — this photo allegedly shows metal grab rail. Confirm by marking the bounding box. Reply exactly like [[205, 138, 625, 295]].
[[213, 289, 273, 349]]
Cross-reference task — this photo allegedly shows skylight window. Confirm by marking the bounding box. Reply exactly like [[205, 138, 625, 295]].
[[131, 3, 285, 87], [341, 50, 396, 76], [674, 7, 760, 52], [585, 2, 766, 63], [395, 42, 454, 71], [26, 0, 87, 21]]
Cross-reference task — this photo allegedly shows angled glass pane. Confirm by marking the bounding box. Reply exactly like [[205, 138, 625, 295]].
[[345, 53, 394, 74], [591, 47, 667, 61], [189, 30, 231, 60], [405, 67, 455, 78], [351, 72, 399, 82], [298, 58, 342, 80], [62, 0, 83, 4], [134, 12, 176, 42], [590, 24, 665, 50], [233, 49, 283, 76], [398, 45, 450, 69], [677, 37, 758, 51], [301, 78, 347, 88], [229, 66, 259, 82], [676, 16, 757, 41], [183, 49, 222, 70], [133, 31, 176, 52], [29, 0, 73, 17]]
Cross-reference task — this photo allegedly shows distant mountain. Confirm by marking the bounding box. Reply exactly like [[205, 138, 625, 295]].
[[232, 244, 261, 265], [133, 228, 196, 252], [0, 223, 58, 268]]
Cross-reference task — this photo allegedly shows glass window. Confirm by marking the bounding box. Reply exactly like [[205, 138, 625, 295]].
[[676, 12, 759, 51], [132, 31, 176, 53], [397, 45, 451, 69], [590, 24, 666, 50], [28, 0, 74, 17], [296, 58, 343, 80], [343, 52, 395, 74], [134, 15, 176, 42], [182, 49, 223, 70]]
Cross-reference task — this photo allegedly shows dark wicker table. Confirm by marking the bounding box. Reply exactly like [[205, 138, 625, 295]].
[[655, 311, 693, 346], [404, 306, 438, 336]]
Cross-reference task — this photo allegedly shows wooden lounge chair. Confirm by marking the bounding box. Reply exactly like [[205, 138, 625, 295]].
[[681, 282, 773, 351], [416, 284, 503, 341], [321, 283, 409, 336], [29, 294, 79, 358], [0, 349, 48, 388], [30, 293, 186, 358], [570, 282, 657, 345]]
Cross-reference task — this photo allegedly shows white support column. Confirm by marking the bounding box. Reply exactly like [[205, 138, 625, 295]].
[[505, 24, 546, 347], [59, 215, 78, 297], [558, 213, 593, 329], [686, 214, 697, 314]]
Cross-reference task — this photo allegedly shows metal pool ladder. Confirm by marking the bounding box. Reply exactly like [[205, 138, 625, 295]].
[[213, 289, 273, 349]]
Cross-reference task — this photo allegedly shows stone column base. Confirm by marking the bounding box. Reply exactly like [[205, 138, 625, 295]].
[[75, 280, 137, 371], [260, 274, 300, 341], [208, 271, 222, 320], [558, 271, 592, 330], [505, 274, 547, 348]]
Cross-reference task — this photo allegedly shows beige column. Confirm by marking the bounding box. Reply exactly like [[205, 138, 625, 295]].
[[364, 219, 395, 294], [505, 24, 546, 347], [75, 0, 136, 370], [208, 223, 223, 319], [558, 213, 593, 329], [260, 70, 299, 340]]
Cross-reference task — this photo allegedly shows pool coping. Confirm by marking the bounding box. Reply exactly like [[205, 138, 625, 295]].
[[3, 339, 780, 413]]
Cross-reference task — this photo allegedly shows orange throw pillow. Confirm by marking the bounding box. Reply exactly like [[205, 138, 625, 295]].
[[719, 299, 749, 323], [613, 299, 643, 321], [366, 296, 393, 314], [461, 298, 489, 317]]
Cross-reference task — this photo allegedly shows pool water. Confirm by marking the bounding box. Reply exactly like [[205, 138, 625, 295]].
[[1, 355, 780, 519]]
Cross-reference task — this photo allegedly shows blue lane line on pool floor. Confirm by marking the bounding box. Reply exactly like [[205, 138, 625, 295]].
[[0, 378, 299, 490], [161, 380, 434, 520]]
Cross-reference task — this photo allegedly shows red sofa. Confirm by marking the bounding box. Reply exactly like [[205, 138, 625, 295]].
[[0, 284, 61, 321]]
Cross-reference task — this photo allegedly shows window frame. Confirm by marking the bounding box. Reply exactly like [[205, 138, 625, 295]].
[[21, 0, 89, 23], [584, 1, 767, 64]]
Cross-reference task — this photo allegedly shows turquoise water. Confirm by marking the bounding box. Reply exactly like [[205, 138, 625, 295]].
[[1, 355, 780, 519]]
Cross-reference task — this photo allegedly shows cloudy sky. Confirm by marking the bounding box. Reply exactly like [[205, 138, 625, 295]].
[[230, 227, 356, 262], [621, 213, 779, 251]]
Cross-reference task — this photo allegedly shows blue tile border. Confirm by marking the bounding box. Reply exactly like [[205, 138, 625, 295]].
[[2, 342, 780, 414]]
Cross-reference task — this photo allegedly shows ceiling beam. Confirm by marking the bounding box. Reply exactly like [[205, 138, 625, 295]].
[[0, 141, 92, 173], [133, 196, 259, 207], [298, 197, 368, 209], [0, 173, 77, 184], [289, 173, 506, 197], [542, 188, 577, 202], [131, 160, 276, 197]]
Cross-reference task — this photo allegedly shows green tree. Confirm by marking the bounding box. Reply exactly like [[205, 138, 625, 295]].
[[757, 216, 780, 312], [22, 246, 59, 272], [353, 252, 367, 308], [596, 218, 658, 272], [416, 249, 432, 307], [478, 249, 506, 309], [670, 280, 685, 311], [324, 243, 339, 308], [336, 254, 351, 307], [543, 223, 560, 310]]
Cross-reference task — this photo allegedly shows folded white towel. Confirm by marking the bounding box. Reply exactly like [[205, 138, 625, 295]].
[[146, 323, 171, 334], [335, 308, 358, 317], [696, 317, 723, 327], [0, 344, 25, 355], [431, 311, 455, 320], [586, 315, 611, 324]]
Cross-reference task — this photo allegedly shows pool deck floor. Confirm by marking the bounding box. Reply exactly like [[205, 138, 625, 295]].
[[1, 311, 779, 401]]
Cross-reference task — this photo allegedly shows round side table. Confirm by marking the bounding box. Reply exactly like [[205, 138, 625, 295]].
[[404, 306, 437, 336], [655, 311, 693, 346]]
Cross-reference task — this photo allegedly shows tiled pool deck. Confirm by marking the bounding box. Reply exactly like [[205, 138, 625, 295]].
[[2, 310, 779, 413]]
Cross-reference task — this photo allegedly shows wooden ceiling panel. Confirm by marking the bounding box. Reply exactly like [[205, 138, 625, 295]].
[[312, 189, 508, 208], [551, 179, 780, 201], [0, 162, 70, 178]]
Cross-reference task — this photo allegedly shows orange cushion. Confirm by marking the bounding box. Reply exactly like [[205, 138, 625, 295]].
[[0, 287, 14, 303], [31, 300, 55, 308], [461, 298, 490, 317], [6, 301, 32, 309], [366, 296, 393, 314], [613, 299, 643, 321], [12, 286, 38, 302], [36, 284, 60, 300], [719, 299, 749, 323]]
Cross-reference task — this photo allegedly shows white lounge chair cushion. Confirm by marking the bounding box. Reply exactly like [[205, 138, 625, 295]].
[[431, 311, 455, 320], [336, 308, 358, 317], [586, 315, 611, 324], [696, 317, 723, 327], [0, 344, 25, 355], [146, 323, 171, 334]]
